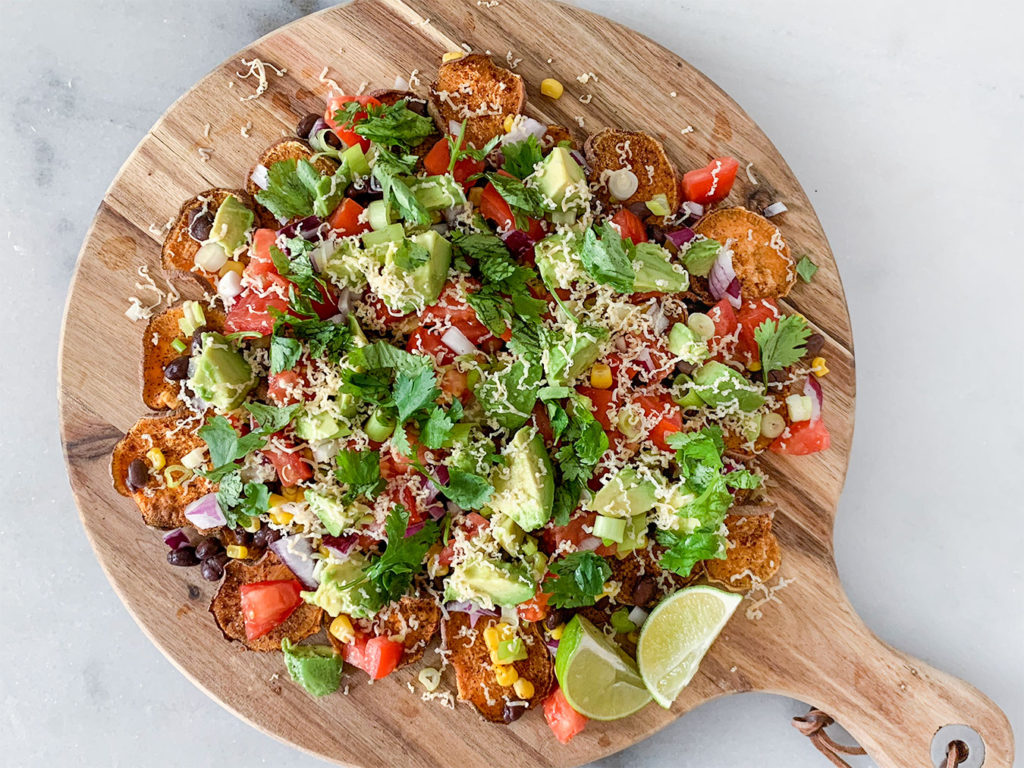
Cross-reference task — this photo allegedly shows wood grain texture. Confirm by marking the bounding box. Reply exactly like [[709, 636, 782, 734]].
[[57, 1, 1014, 766]]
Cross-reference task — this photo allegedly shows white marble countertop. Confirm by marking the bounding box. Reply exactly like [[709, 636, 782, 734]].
[[2, 0, 1021, 765]]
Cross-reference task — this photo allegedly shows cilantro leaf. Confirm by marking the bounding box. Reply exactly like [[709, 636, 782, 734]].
[[551, 480, 581, 526], [442, 467, 494, 509], [754, 314, 812, 384], [341, 99, 436, 151], [579, 223, 634, 292], [270, 335, 302, 374], [256, 158, 344, 222], [350, 341, 431, 374], [215, 470, 244, 518], [199, 416, 268, 479], [796, 255, 818, 283], [485, 172, 547, 223], [334, 449, 384, 503], [393, 367, 441, 423], [359, 505, 440, 611], [657, 528, 725, 577], [724, 469, 762, 489], [446, 121, 501, 172], [244, 402, 302, 434], [553, 396, 608, 485], [393, 240, 430, 271], [272, 312, 352, 363], [419, 401, 462, 450], [215, 471, 269, 528], [372, 146, 430, 225], [270, 243, 329, 306], [547, 551, 612, 609], [501, 135, 544, 179]]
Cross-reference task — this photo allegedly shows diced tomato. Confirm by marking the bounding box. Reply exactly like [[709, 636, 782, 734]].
[[770, 419, 831, 455], [224, 287, 291, 336], [681, 156, 739, 206], [364, 292, 413, 328], [324, 94, 382, 153], [266, 369, 308, 405], [437, 512, 490, 566], [239, 580, 303, 641], [479, 177, 546, 241], [344, 632, 404, 680], [610, 208, 648, 244], [706, 298, 739, 359], [439, 367, 471, 403], [328, 198, 371, 237], [530, 402, 554, 446], [422, 138, 486, 189], [544, 687, 587, 744], [635, 394, 683, 451], [420, 280, 497, 344], [734, 299, 781, 366], [518, 590, 551, 622], [263, 439, 313, 486], [388, 480, 428, 528], [244, 228, 280, 282], [541, 512, 616, 557], [407, 327, 457, 366], [386, 435, 428, 477], [575, 386, 618, 432]]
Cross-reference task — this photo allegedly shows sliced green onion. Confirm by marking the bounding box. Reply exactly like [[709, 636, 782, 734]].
[[610, 608, 636, 634], [170, 338, 187, 354], [645, 193, 671, 217], [365, 408, 396, 442], [592, 514, 626, 543]]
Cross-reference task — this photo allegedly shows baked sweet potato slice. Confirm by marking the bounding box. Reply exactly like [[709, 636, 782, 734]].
[[543, 124, 576, 150], [141, 304, 224, 411], [210, 552, 324, 651], [693, 207, 795, 300], [428, 54, 524, 149], [327, 593, 441, 668], [162, 189, 254, 290], [366, 88, 438, 159], [585, 128, 680, 215], [110, 410, 215, 529], [442, 612, 554, 723], [246, 138, 339, 227], [704, 505, 781, 591]]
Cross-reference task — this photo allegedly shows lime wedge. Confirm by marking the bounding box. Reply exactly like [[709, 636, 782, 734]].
[[554, 615, 652, 720], [637, 586, 742, 708]]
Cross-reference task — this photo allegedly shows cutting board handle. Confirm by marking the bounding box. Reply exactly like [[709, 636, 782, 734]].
[[763, 587, 1015, 767]]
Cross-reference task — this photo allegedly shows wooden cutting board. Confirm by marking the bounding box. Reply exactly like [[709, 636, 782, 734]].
[[57, 1, 1014, 766]]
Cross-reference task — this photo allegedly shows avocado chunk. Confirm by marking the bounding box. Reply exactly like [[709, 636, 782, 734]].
[[409, 174, 467, 211], [489, 427, 555, 532], [632, 242, 689, 293], [301, 555, 375, 618], [532, 146, 585, 208], [668, 323, 709, 366], [369, 231, 452, 313], [361, 223, 405, 248], [280, 638, 343, 698], [454, 558, 536, 607], [305, 490, 360, 536], [208, 195, 254, 257], [680, 238, 721, 278], [188, 332, 255, 412], [545, 325, 608, 386], [692, 361, 765, 412], [491, 513, 526, 557], [588, 468, 658, 518], [324, 238, 367, 289], [534, 233, 585, 291], [295, 410, 349, 442]]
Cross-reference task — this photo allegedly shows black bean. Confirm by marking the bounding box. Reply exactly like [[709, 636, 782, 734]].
[[188, 209, 215, 242], [804, 333, 825, 359], [768, 369, 789, 383], [323, 129, 342, 149], [211, 552, 230, 568], [252, 528, 268, 548], [544, 610, 567, 631], [201, 557, 225, 581], [404, 97, 428, 116], [233, 529, 254, 547], [164, 356, 190, 381], [195, 537, 223, 561], [675, 360, 696, 377], [126, 459, 149, 491], [191, 328, 208, 355], [632, 577, 656, 607], [502, 702, 526, 724], [263, 528, 282, 546], [167, 546, 200, 567], [296, 113, 320, 139]]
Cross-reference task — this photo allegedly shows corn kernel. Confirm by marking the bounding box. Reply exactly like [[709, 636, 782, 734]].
[[540, 78, 564, 99], [512, 678, 535, 699], [269, 510, 293, 526], [468, 187, 484, 207], [241, 516, 261, 533], [318, 545, 331, 558], [503, 114, 516, 133], [747, 360, 762, 372], [219, 260, 244, 277], [493, 664, 519, 687], [489, 649, 502, 665], [146, 448, 166, 471], [483, 626, 501, 651], [281, 486, 304, 502], [548, 624, 564, 641], [268, 493, 288, 509], [811, 357, 829, 377], [600, 581, 620, 600], [226, 544, 249, 560], [329, 615, 355, 643], [590, 363, 613, 389], [442, 50, 466, 63]]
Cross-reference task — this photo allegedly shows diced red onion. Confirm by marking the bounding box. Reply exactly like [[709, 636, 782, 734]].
[[545, 638, 561, 656], [445, 601, 499, 628], [442, 326, 477, 356], [446, 500, 463, 516], [184, 493, 226, 529], [627, 606, 649, 627], [448, 120, 464, 139], [500, 228, 538, 260], [251, 164, 270, 190], [394, 75, 410, 90], [335, 287, 353, 318], [763, 201, 788, 218], [804, 375, 824, 423], [569, 149, 590, 176], [426, 502, 446, 521], [433, 465, 450, 487], [405, 520, 426, 538], [664, 227, 696, 251], [725, 277, 742, 309], [269, 534, 319, 589], [626, 200, 650, 217], [645, 303, 670, 335], [162, 529, 191, 550], [681, 200, 704, 218], [278, 216, 323, 241], [322, 534, 358, 557], [634, 348, 655, 373], [578, 536, 602, 551], [304, 117, 329, 142], [708, 246, 739, 305], [502, 116, 547, 147]]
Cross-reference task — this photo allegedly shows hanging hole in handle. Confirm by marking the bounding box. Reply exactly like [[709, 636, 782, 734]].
[[931, 725, 985, 768]]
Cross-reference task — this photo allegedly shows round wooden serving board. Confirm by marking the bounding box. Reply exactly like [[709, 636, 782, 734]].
[[58, 1, 1014, 766]]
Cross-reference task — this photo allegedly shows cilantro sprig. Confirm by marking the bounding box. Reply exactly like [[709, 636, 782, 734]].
[[353, 505, 440, 613], [546, 551, 612, 609], [334, 98, 436, 151], [754, 314, 812, 385]]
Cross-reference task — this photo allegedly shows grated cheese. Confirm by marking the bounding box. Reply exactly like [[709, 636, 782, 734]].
[[236, 57, 286, 102]]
